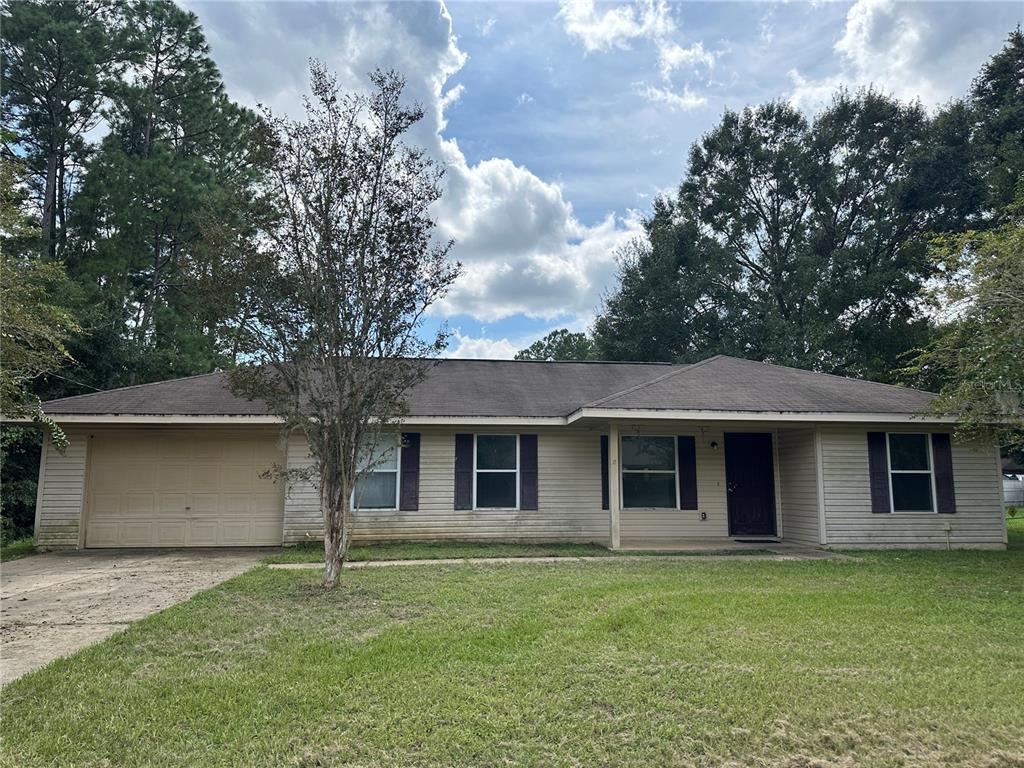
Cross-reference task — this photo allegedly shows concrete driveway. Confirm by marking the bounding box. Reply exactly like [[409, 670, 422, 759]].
[[1, 549, 269, 685]]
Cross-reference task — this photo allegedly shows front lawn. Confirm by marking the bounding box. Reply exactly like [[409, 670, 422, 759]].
[[265, 539, 615, 564], [3, 533, 1022, 768]]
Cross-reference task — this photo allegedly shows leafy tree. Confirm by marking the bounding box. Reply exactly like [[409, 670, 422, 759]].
[[0, 153, 80, 538], [906, 188, 1024, 460], [228, 66, 460, 587], [1, 0, 126, 259], [593, 198, 740, 362], [65, 0, 268, 388], [516, 329, 596, 361], [970, 27, 1024, 214], [596, 91, 937, 380]]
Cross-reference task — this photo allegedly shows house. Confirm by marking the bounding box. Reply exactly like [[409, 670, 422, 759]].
[[31, 355, 1007, 550]]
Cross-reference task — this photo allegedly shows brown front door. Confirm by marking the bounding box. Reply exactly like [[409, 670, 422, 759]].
[[725, 432, 777, 536]]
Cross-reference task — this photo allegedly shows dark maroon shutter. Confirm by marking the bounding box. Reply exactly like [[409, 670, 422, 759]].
[[677, 436, 698, 510], [600, 435, 609, 510], [519, 435, 538, 510], [867, 431, 891, 513], [399, 433, 420, 511], [454, 433, 473, 510], [932, 433, 956, 513]]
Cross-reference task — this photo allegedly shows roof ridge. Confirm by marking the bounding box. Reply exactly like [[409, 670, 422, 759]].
[[576, 360, 702, 410], [44, 370, 227, 405], [716, 355, 937, 396]]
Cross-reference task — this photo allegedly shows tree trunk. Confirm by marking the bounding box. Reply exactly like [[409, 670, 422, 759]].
[[41, 150, 59, 260], [320, 471, 350, 588]]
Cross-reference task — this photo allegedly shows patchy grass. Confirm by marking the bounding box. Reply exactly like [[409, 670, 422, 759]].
[[1008, 515, 1024, 544], [3, 545, 1022, 767], [0, 536, 36, 562], [265, 540, 615, 564], [264, 540, 773, 564]]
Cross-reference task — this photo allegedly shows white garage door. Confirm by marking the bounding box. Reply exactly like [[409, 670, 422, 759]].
[[85, 430, 285, 548]]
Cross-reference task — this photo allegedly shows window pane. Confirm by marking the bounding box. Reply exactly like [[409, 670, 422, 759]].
[[477, 435, 517, 470], [354, 471, 397, 509], [889, 433, 929, 471], [476, 471, 517, 508], [357, 434, 399, 472], [621, 436, 675, 471], [622, 472, 677, 508], [892, 473, 933, 512]]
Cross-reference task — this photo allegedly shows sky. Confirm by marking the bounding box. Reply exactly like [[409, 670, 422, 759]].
[[184, 0, 1022, 359]]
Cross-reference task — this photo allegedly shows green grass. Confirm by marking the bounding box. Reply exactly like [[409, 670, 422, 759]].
[[3, 536, 1023, 767], [264, 540, 772, 564], [265, 540, 616, 564], [0, 536, 36, 562]]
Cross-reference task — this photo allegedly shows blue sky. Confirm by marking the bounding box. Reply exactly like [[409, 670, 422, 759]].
[[186, 0, 1022, 358]]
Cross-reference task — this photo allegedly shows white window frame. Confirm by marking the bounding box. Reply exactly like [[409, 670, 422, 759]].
[[352, 434, 401, 511], [620, 435, 679, 510], [473, 434, 519, 510], [886, 432, 937, 514]]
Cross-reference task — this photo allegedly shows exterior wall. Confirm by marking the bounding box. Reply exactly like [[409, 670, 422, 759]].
[[615, 424, 730, 541], [34, 429, 88, 548], [284, 426, 610, 543], [283, 423, 787, 544], [820, 425, 1005, 548], [776, 428, 821, 545]]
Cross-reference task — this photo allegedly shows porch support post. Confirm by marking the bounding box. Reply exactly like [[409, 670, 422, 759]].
[[609, 421, 621, 550]]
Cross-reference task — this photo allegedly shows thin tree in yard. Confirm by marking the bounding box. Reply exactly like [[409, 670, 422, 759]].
[[229, 64, 460, 587]]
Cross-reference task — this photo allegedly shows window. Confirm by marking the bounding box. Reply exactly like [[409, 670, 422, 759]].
[[475, 435, 518, 509], [887, 433, 935, 513], [353, 434, 400, 510], [621, 436, 677, 508]]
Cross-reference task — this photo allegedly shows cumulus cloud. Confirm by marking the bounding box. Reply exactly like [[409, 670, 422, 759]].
[[188, 0, 643, 323], [788, 0, 1018, 112], [446, 332, 521, 359], [558, 0, 714, 111]]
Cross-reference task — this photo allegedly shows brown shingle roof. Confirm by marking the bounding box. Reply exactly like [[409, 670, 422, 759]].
[[39, 356, 937, 419], [576, 355, 936, 414]]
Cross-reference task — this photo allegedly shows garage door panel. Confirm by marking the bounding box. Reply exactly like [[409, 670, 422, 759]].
[[159, 464, 189, 490], [156, 521, 188, 546], [159, 493, 188, 513], [85, 431, 284, 548]]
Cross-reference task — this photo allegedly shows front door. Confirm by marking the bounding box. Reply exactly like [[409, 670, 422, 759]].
[[725, 432, 777, 536]]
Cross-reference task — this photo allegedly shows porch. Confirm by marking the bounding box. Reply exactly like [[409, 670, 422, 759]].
[[592, 420, 823, 550]]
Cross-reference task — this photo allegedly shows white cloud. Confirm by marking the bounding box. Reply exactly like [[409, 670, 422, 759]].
[[788, 0, 1016, 112], [638, 83, 707, 111], [479, 17, 497, 37], [446, 332, 521, 359], [189, 0, 644, 323], [558, 0, 714, 112], [516, 91, 535, 106]]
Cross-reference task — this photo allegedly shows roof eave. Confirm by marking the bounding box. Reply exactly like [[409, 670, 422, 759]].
[[566, 407, 954, 424]]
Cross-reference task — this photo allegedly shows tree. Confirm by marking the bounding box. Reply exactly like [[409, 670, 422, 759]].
[[970, 27, 1024, 214], [593, 197, 740, 362], [228, 65, 460, 587], [1, 0, 126, 259], [906, 188, 1024, 461], [515, 329, 595, 361], [596, 91, 937, 379], [0, 152, 81, 538], [65, 0, 269, 388]]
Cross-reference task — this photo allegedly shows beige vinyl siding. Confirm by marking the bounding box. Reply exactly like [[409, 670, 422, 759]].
[[283, 426, 610, 543], [34, 429, 88, 548], [283, 432, 320, 544], [821, 425, 1005, 548], [776, 427, 821, 545], [618, 424, 729, 540]]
